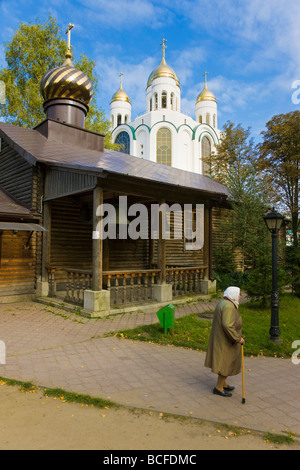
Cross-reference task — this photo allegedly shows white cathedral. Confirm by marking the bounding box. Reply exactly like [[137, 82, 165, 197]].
[[110, 40, 220, 175]]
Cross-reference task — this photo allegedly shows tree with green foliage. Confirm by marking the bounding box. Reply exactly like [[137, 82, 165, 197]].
[[204, 121, 255, 188], [256, 111, 300, 297], [0, 15, 117, 149], [207, 121, 271, 273], [257, 111, 300, 248]]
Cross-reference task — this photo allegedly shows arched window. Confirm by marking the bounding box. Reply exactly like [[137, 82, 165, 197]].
[[115, 131, 130, 154], [117, 114, 122, 126], [206, 113, 210, 125], [161, 91, 167, 109], [156, 127, 172, 166], [111, 115, 114, 128], [201, 136, 211, 176], [199, 115, 202, 124], [154, 93, 158, 110], [213, 114, 216, 128], [150, 98, 152, 111], [170, 93, 174, 110]]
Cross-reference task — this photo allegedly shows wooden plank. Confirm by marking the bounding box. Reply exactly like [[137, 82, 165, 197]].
[[158, 199, 166, 283], [92, 186, 103, 291], [42, 201, 51, 282], [0, 230, 36, 294]]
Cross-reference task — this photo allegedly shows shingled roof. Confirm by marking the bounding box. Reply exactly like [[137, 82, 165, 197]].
[[0, 120, 230, 200], [0, 185, 32, 217]]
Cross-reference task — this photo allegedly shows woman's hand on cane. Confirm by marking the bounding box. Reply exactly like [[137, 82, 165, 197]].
[[240, 337, 245, 345]]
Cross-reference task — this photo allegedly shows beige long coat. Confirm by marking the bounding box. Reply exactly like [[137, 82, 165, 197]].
[[204, 298, 242, 377]]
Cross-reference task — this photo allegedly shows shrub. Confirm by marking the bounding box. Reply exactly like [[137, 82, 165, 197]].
[[285, 245, 300, 297], [244, 251, 287, 305]]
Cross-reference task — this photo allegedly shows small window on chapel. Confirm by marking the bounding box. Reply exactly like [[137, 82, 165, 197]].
[[162, 91, 167, 109], [202, 136, 211, 176], [171, 93, 174, 110]]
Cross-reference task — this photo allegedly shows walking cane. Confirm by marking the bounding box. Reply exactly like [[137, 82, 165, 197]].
[[241, 344, 245, 404]]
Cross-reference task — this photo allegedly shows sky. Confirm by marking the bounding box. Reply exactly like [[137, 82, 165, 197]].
[[1, 0, 300, 143]]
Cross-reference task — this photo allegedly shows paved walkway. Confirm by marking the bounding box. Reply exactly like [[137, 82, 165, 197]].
[[0, 298, 299, 437]]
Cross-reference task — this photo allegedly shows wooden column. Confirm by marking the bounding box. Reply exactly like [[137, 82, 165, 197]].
[[203, 204, 213, 280], [148, 204, 155, 268], [41, 200, 51, 282], [158, 200, 166, 283], [208, 205, 213, 279], [92, 186, 103, 291]]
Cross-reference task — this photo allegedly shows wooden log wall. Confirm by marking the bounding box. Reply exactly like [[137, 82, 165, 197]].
[[50, 196, 151, 285], [164, 211, 204, 267], [50, 197, 93, 288], [0, 231, 36, 296], [0, 140, 44, 297], [50, 197, 206, 288], [108, 239, 149, 270], [211, 207, 243, 271], [33, 164, 44, 288]]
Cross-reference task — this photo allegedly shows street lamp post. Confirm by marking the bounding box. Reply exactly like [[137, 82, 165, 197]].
[[263, 207, 284, 344]]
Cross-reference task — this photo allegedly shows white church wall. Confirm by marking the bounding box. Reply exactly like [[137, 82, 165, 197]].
[[177, 127, 193, 171], [136, 128, 148, 159]]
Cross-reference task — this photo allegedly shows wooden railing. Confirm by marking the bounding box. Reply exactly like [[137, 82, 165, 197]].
[[46, 266, 57, 297], [65, 269, 92, 305], [57, 266, 208, 307], [166, 266, 208, 297], [104, 270, 160, 306]]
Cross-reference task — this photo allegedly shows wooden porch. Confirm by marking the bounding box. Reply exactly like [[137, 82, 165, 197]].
[[37, 161, 225, 315], [46, 265, 208, 308]]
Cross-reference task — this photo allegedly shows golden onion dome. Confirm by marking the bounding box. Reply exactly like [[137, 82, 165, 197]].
[[147, 39, 180, 89], [110, 73, 131, 104], [40, 24, 93, 106], [196, 72, 216, 103], [40, 62, 93, 106]]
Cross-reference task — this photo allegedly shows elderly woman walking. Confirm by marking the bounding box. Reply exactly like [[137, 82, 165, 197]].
[[204, 286, 245, 397]]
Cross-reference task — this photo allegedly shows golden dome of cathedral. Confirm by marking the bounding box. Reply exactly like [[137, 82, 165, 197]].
[[147, 39, 180, 88], [196, 72, 216, 103], [111, 73, 131, 104]]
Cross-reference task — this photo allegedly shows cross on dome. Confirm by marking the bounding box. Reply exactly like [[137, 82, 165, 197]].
[[160, 38, 167, 59], [119, 72, 124, 88], [64, 23, 74, 66]]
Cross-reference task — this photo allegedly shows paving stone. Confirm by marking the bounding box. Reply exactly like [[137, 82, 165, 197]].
[[0, 299, 299, 436]]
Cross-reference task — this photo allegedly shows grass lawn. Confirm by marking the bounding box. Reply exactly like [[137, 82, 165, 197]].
[[110, 294, 300, 358]]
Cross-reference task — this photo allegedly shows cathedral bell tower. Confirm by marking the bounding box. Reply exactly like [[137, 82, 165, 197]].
[[195, 72, 217, 128], [146, 39, 181, 113], [110, 72, 131, 129]]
